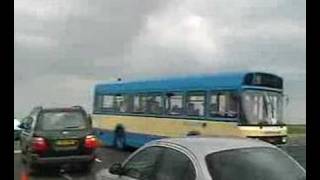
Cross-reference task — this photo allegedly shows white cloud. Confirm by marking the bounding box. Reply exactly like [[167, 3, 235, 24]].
[[127, 0, 305, 64], [143, 13, 219, 55]]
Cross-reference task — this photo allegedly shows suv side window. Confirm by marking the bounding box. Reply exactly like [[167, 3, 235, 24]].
[[122, 146, 163, 180], [24, 116, 34, 133], [155, 148, 196, 180]]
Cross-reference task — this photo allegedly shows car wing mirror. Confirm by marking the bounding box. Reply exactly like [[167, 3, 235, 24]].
[[20, 123, 31, 130], [109, 163, 123, 175], [18, 123, 26, 129]]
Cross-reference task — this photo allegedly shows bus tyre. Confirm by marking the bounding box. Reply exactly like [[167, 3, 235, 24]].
[[113, 125, 126, 150], [114, 135, 126, 150]]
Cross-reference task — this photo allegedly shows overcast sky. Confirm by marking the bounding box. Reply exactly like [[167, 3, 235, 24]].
[[14, 0, 305, 124]]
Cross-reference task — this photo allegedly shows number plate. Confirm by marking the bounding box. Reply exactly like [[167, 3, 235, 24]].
[[56, 140, 78, 146]]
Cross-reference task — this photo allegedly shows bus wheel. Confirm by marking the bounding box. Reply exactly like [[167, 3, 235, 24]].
[[113, 125, 126, 150], [114, 136, 126, 150]]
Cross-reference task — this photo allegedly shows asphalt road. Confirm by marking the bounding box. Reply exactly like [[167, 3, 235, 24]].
[[14, 135, 306, 180]]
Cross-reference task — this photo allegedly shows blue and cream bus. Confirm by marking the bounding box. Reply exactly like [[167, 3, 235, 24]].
[[92, 72, 287, 148]]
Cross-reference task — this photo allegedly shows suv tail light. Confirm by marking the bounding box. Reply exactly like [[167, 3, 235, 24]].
[[84, 135, 98, 149], [32, 137, 49, 154]]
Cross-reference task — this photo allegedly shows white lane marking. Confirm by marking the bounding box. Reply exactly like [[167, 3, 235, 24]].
[[60, 173, 73, 180], [95, 158, 102, 163], [14, 150, 22, 154]]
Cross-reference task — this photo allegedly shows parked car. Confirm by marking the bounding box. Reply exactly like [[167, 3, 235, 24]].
[[96, 137, 305, 180], [14, 118, 22, 141], [19, 106, 98, 174]]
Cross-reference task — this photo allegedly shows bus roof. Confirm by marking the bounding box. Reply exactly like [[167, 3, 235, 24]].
[[95, 71, 282, 94]]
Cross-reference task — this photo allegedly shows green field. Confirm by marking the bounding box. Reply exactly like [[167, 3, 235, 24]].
[[287, 125, 306, 135]]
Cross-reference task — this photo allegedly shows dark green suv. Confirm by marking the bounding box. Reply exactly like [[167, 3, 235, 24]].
[[19, 106, 98, 173]]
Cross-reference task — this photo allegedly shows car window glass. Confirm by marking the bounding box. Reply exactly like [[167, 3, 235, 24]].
[[117, 95, 132, 113], [205, 147, 305, 180], [145, 94, 163, 114], [154, 148, 196, 180], [25, 117, 33, 132], [38, 111, 87, 130], [123, 146, 163, 180], [208, 92, 238, 118], [186, 92, 205, 116], [133, 95, 147, 113], [165, 93, 184, 115]]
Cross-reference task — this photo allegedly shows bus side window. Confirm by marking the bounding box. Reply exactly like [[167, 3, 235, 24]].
[[145, 94, 163, 114], [209, 92, 238, 118], [166, 93, 183, 115], [114, 95, 132, 113], [102, 95, 115, 112], [133, 95, 147, 113], [186, 92, 205, 117], [208, 94, 218, 116]]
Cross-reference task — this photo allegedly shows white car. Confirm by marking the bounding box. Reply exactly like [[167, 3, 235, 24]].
[[96, 137, 305, 180]]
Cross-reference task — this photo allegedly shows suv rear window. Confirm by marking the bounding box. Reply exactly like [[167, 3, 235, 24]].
[[38, 111, 87, 130]]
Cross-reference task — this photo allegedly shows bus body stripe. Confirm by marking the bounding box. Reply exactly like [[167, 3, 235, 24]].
[[92, 114, 243, 138]]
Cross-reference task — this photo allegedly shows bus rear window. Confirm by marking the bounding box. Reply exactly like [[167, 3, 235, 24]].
[[38, 111, 87, 130]]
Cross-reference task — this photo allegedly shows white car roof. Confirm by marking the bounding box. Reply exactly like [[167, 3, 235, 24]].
[[138, 137, 278, 180], [148, 137, 275, 156]]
